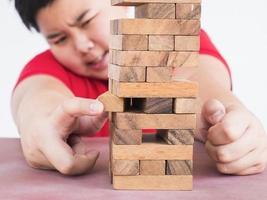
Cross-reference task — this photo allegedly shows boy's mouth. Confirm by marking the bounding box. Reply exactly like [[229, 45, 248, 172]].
[[85, 51, 108, 70]]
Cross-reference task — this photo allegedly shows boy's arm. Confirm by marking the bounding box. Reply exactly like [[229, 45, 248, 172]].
[[175, 54, 267, 175], [11, 75, 107, 175]]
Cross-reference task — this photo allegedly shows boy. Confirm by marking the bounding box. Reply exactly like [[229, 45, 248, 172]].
[[12, 0, 267, 175]]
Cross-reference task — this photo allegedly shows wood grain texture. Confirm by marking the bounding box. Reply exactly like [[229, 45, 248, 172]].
[[110, 50, 199, 67], [98, 91, 124, 112], [166, 160, 192, 175], [175, 36, 200, 51], [111, 80, 199, 98], [110, 19, 200, 35], [140, 160, 166, 175], [112, 112, 196, 130], [113, 160, 139, 176], [135, 4, 175, 19], [138, 98, 173, 113], [157, 129, 194, 145], [112, 142, 193, 160], [110, 35, 148, 51], [108, 64, 146, 82], [176, 3, 201, 19], [149, 36, 174, 51], [112, 0, 201, 6], [146, 67, 173, 82], [113, 175, 192, 190], [111, 123, 142, 145], [174, 98, 197, 113]]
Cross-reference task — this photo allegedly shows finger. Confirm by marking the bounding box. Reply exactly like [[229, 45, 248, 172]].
[[215, 148, 265, 175], [39, 133, 99, 175], [202, 99, 226, 125], [236, 164, 266, 175], [78, 111, 108, 134], [51, 97, 104, 131], [207, 108, 250, 145], [205, 126, 257, 163]]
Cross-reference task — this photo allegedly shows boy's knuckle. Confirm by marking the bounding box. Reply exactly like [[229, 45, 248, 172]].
[[221, 122, 237, 142], [216, 163, 230, 174], [255, 163, 266, 173], [216, 149, 230, 162]]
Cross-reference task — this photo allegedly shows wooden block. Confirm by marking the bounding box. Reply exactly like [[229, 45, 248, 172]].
[[176, 3, 201, 20], [98, 91, 124, 112], [113, 160, 139, 175], [140, 160, 165, 175], [110, 50, 199, 67], [149, 36, 174, 51], [112, 0, 201, 6], [138, 98, 173, 113], [135, 4, 175, 19], [111, 80, 198, 98], [108, 78, 113, 93], [113, 175, 192, 190], [157, 129, 194, 145], [110, 35, 148, 51], [146, 67, 173, 82], [112, 142, 193, 160], [175, 36, 200, 51], [111, 123, 142, 145], [108, 64, 146, 82], [110, 19, 200, 35], [166, 160, 192, 175], [174, 98, 197, 113], [112, 112, 196, 129]]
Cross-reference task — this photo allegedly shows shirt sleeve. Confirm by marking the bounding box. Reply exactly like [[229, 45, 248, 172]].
[[14, 50, 71, 90], [200, 29, 232, 85]]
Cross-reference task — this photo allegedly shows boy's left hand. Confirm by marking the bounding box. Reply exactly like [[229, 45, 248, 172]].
[[201, 99, 267, 175]]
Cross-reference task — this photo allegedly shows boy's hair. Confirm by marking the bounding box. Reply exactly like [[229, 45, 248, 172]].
[[14, 0, 54, 32]]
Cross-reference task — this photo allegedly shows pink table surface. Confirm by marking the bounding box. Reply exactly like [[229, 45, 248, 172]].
[[0, 137, 266, 200]]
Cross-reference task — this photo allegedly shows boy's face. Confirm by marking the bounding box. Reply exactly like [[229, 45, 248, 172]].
[[36, 0, 128, 80]]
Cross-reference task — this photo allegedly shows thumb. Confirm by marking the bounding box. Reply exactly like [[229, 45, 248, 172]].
[[202, 99, 226, 125]]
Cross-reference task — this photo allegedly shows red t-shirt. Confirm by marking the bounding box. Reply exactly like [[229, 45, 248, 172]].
[[15, 30, 230, 137]]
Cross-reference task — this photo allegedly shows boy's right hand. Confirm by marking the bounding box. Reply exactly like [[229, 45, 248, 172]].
[[20, 97, 108, 175]]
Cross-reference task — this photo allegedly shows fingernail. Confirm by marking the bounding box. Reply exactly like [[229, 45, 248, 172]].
[[210, 110, 224, 123], [89, 102, 103, 113]]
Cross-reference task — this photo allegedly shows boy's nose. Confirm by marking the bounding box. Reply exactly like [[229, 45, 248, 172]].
[[74, 35, 95, 54]]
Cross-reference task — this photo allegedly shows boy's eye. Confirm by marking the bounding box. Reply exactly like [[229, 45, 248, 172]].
[[81, 13, 98, 28], [54, 36, 67, 45]]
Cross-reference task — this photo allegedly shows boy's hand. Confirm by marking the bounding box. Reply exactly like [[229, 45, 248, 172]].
[[201, 99, 267, 175], [20, 97, 108, 175]]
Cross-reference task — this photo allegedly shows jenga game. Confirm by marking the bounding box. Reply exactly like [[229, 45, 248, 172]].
[[99, 0, 201, 190]]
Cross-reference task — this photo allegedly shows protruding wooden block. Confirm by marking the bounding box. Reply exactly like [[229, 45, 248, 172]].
[[176, 3, 201, 19], [110, 35, 148, 51], [111, 19, 200, 35], [112, 142, 193, 160], [175, 36, 200, 51], [135, 4, 175, 19], [111, 123, 142, 145], [112, 113, 196, 129], [112, 0, 201, 6], [111, 80, 199, 98], [149, 36, 174, 51], [98, 91, 124, 112], [113, 160, 139, 175], [108, 64, 146, 82], [113, 175, 193, 190], [146, 67, 173, 82], [166, 160, 192, 175], [157, 129, 194, 145], [140, 160, 166, 175], [110, 50, 199, 67], [174, 98, 197, 113], [138, 98, 173, 113]]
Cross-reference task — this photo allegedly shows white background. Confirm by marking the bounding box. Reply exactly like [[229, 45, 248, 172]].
[[0, 0, 267, 138]]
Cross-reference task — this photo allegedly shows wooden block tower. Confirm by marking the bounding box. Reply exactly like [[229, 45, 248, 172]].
[[99, 0, 201, 190]]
